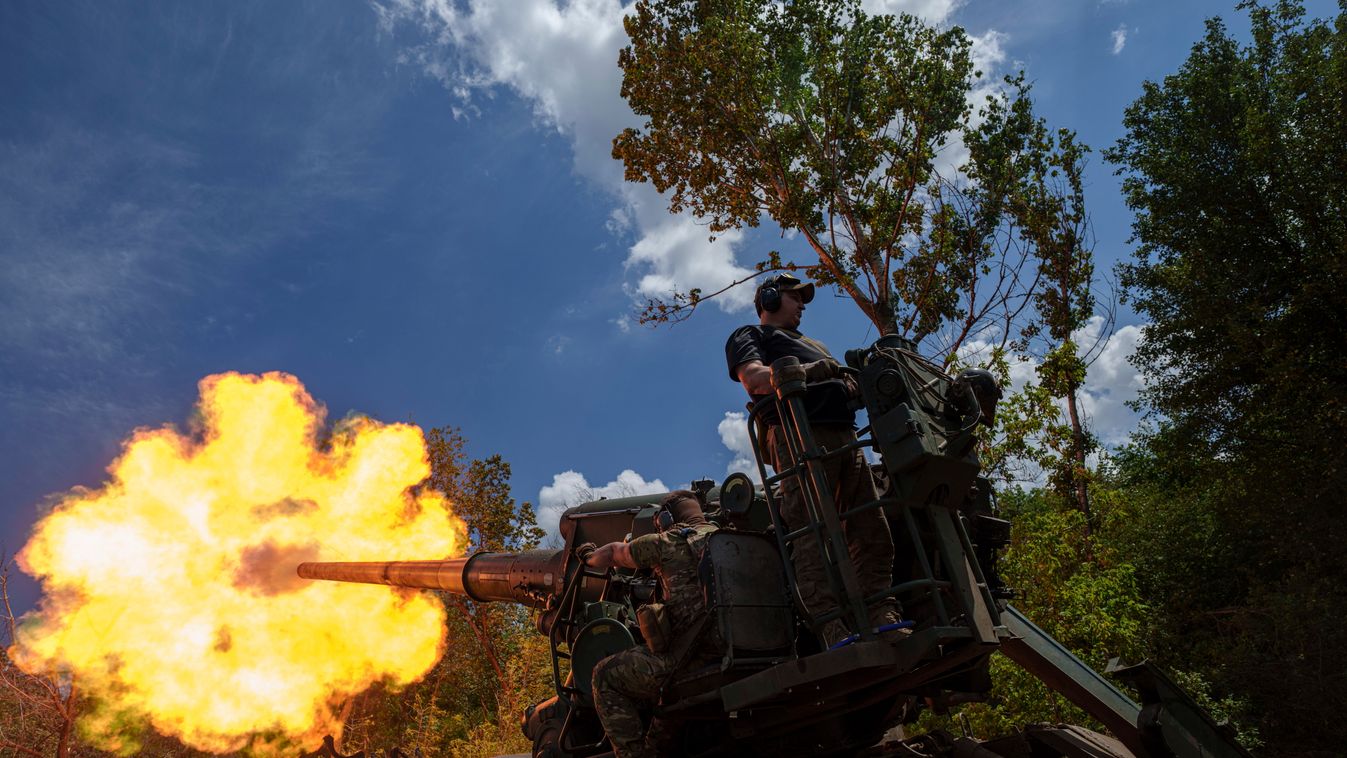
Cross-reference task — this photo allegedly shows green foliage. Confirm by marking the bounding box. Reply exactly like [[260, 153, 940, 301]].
[[617, 0, 1094, 357], [918, 488, 1148, 737], [1106, 0, 1347, 471], [917, 481, 1267, 750], [983, 363, 1089, 493], [444, 631, 554, 758], [1163, 668, 1263, 752], [423, 426, 545, 553], [338, 606, 553, 757], [997, 492, 1146, 665], [1104, 1, 1347, 751]]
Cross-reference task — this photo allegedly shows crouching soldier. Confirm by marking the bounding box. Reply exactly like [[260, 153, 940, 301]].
[[580, 490, 720, 758]]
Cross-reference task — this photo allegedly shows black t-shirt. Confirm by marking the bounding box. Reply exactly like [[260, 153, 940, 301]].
[[725, 325, 855, 427]]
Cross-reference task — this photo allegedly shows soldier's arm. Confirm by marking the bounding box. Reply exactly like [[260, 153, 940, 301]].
[[585, 541, 638, 571], [736, 360, 773, 395], [738, 358, 839, 395]]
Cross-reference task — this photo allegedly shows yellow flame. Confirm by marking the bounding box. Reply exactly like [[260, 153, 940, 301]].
[[11, 372, 467, 754]]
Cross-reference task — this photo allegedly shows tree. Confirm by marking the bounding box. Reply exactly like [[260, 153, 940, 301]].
[[616, 0, 1113, 510], [615, 0, 1092, 365], [1107, 0, 1346, 473], [1021, 132, 1099, 525], [1104, 1, 1346, 751], [422, 427, 545, 554], [978, 131, 1107, 526], [1, 555, 79, 758]]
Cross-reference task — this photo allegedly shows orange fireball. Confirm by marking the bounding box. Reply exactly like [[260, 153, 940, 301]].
[[10, 372, 466, 754]]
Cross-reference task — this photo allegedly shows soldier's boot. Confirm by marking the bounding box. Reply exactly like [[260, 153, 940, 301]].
[[608, 736, 657, 758], [819, 618, 851, 649], [869, 602, 911, 642]]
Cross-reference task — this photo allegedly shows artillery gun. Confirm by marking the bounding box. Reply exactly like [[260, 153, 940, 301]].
[[299, 335, 1250, 758]]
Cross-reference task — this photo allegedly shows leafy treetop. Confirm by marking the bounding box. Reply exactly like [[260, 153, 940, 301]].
[[615, 0, 1095, 366]]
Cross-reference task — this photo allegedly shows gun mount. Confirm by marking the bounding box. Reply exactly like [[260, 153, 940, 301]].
[[298, 335, 1251, 758]]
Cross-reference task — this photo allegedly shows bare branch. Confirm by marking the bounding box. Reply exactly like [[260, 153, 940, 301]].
[[1, 553, 79, 758], [637, 265, 795, 326], [0, 739, 46, 757], [0, 553, 17, 648]]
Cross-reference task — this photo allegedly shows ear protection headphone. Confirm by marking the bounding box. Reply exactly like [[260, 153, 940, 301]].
[[756, 278, 783, 313]]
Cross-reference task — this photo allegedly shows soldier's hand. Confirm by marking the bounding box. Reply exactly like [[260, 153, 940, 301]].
[[801, 358, 840, 382], [574, 542, 598, 564], [842, 374, 860, 399]]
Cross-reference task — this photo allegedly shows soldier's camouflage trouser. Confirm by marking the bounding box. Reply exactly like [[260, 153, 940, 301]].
[[591, 645, 674, 758], [767, 424, 897, 639]]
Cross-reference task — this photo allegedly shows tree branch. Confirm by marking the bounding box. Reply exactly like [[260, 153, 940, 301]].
[[1, 554, 18, 647], [0, 739, 46, 758], [637, 265, 795, 325], [448, 597, 505, 685]]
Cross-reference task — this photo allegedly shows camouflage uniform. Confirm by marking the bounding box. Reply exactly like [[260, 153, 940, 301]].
[[592, 522, 719, 758], [767, 424, 897, 643]]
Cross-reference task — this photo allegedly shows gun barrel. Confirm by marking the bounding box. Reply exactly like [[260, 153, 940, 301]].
[[297, 549, 565, 608]]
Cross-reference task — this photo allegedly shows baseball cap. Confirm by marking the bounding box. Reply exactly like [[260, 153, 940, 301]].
[[760, 273, 815, 303]]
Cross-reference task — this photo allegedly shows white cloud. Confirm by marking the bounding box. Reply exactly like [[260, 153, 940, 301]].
[[860, 0, 962, 22], [1074, 318, 1145, 445], [929, 28, 1009, 180], [536, 468, 667, 542], [605, 207, 632, 236], [624, 202, 752, 309], [717, 411, 761, 483], [546, 334, 571, 355], [970, 29, 1008, 74], [378, 0, 988, 315], [955, 337, 1038, 393], [378, 0, 756, 313], [1111, 24, 1128, 55], [956, 316, 1148, 448]]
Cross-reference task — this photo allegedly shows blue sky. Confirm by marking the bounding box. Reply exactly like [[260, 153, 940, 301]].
[[2, 0, 1333, 613]]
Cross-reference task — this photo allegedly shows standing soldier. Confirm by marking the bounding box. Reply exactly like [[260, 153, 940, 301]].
[[583, 490, 720, 758], [725, 273, 901, 648]]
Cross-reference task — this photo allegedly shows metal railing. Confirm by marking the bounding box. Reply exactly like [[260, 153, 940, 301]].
[[746, 355, 997, 648]]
